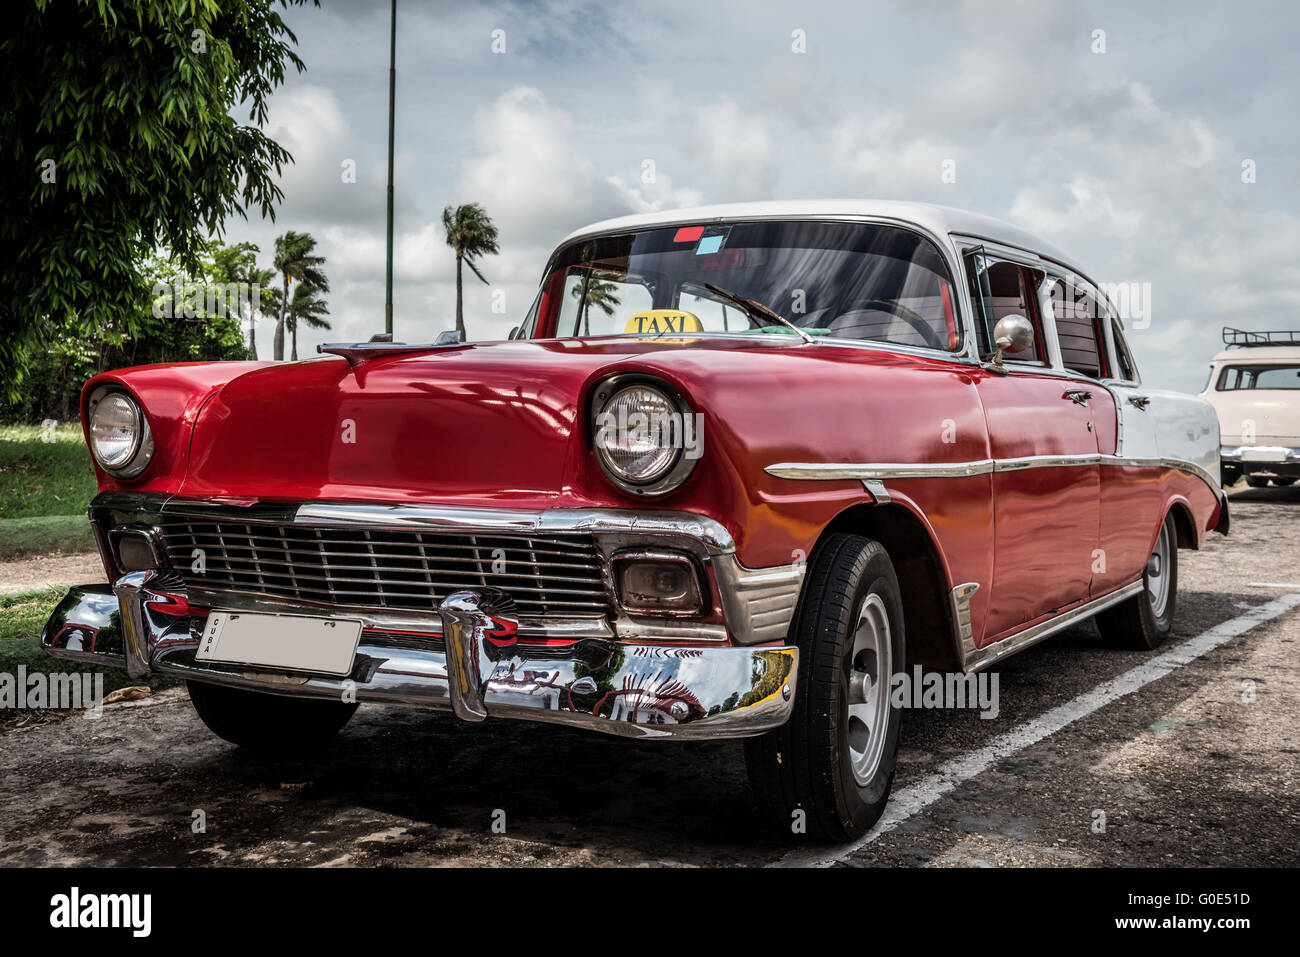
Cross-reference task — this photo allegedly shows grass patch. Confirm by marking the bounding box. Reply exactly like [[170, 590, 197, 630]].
[[0, 423, 97, 520], [0, 514, 96, 561], [0, 588, 172, 722]]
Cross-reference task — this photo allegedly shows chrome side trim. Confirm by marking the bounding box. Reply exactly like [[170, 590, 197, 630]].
[[961, 580, 1144, 673], [766, 453, 1224, 495], [712, 555, 805, 645], [768, 460, 994, 480]]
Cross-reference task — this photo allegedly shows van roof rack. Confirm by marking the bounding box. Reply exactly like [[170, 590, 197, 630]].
[[1222, 327, 1300, 347]]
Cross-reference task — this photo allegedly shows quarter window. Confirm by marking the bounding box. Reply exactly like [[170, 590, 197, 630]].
[[965, 251, 1046, 363]]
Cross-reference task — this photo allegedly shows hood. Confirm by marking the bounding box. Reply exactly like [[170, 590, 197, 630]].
[[182, 341, 603, 506]]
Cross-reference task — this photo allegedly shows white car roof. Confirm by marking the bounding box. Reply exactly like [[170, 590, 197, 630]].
[[1212, 345, 1300, 363], [558, 199, 1084, 275]]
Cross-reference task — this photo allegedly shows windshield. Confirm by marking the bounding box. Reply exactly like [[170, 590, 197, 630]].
[[516, 221, 962, 351]]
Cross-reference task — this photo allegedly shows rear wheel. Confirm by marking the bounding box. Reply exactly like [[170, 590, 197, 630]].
[[1097, 511, 1178, 650], [1272, 477, 1297, 487], [744, 533, 905, 842], [187, 681, 358, 752]]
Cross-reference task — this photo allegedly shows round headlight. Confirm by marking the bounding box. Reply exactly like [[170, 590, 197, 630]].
[[89, 390, 153, 477], [591, 378, 700, 496]]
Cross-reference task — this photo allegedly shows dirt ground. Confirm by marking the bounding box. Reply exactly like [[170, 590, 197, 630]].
[[0, 552, 102, 595], [0, 485, 1297, 867]]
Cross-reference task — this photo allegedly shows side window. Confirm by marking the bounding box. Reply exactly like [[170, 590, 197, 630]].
[[1110, 318, 1139, 383], [1048, 276, 1108, 379], [964, 249, 1045, 363], [556, 269, 654, 336]]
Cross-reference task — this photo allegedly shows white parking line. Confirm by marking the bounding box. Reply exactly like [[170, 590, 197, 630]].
[[1248, 582, 1300, 588], [774, 591, 1300, 868]]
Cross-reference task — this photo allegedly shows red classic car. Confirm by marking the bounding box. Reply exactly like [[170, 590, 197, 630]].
[[44, 201, 1228, 841]]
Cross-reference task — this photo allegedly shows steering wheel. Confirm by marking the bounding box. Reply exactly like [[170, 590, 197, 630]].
[[838, 298, 946, 350]]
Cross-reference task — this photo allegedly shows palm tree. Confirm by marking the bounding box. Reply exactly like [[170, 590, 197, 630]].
[[271, 231, 329, 360], [571, 271, 622, 335], [441, 203, 499, 340], [283, 280, 331, 361]]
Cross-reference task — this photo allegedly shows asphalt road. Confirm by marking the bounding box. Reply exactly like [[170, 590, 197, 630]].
[[2, 485, 1297, 867]]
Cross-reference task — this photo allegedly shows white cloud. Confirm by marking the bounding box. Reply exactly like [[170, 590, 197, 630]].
[[220, 0, 1300, 392]]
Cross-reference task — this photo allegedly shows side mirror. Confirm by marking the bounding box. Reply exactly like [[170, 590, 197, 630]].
[[434, 329, 463, 346], [991, 315, 1034, 368]]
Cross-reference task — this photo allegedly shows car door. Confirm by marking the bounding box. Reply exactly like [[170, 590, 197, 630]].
[[1094, 307, 1164, 594], [965, 249, 1102, 642]]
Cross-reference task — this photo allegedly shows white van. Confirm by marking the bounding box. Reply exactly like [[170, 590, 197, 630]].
[[1205, 328, 1300, 487]]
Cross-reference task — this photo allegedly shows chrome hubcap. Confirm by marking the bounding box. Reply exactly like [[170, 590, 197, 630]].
[[1146, 521, 1172, 618], [847, 592, 892, 786]]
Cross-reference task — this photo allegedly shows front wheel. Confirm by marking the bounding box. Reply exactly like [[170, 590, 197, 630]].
[[745, 533, 905, 842], [1244, 474, 1270, 488], [1097, 511, 1178, 650], [187, 681, 358, 752]]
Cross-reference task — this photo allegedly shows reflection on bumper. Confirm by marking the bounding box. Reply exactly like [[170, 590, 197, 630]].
[[41, 574, 797, 741]]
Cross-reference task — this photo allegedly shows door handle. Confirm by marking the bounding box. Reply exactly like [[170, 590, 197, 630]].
[[1063, 388, 1092, 406], [1128, 394, 1151, 410]]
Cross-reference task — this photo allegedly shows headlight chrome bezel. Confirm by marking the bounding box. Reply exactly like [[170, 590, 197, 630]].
[[589, 374, 700, 497], [87, 386, 155, 480]]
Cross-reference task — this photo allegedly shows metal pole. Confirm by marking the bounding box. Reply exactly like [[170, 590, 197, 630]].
[[384, 0, 396, 335]]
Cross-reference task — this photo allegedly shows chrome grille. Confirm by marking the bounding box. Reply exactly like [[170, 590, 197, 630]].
[[158, 516, 611, 617]]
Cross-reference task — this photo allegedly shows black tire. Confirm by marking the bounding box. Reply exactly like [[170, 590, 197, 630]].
[[744, 533, 905, 842], [1272, 477, 1297, 487], [1220, 465, 1240, 487], [187, 681, 358, 751], [1097, 511, 1178, 650], [1244, 474, 1270, 488]]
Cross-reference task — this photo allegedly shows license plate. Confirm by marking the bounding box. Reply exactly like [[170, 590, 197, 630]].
[[196, 611, 361, 676], [1241, 447, 1287, 463]]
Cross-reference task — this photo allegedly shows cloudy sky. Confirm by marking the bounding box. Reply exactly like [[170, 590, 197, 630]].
[[224, 0, 1300, 393]]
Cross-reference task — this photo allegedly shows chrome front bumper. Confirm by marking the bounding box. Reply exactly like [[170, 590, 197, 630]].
[[42, 571, 798, 740]]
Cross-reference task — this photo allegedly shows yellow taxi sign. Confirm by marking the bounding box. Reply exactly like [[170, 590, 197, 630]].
[[624, 309, 704, 335]]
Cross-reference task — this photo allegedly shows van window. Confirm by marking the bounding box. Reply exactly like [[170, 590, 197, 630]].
[[1216, 365, 1300, 390]]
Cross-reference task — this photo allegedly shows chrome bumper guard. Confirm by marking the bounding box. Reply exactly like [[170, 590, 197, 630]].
[[42, 571, 798, 740]]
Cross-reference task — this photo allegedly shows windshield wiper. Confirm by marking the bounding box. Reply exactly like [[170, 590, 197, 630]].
[[701, 283, 815, 345]]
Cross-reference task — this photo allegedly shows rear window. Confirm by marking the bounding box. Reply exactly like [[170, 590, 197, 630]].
[[1216, 365, 1300, 390]]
